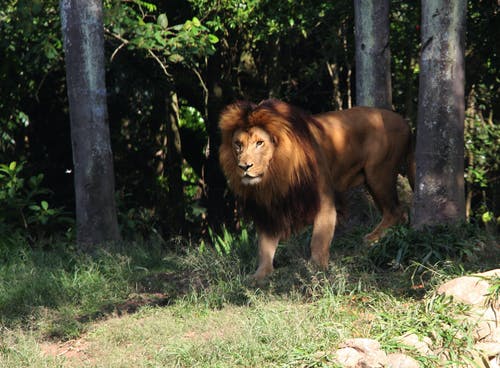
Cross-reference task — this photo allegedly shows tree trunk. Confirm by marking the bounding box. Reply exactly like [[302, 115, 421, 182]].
[[60, 0, 121, 246], [348, 0, 391, 233], [165, 90, 185, 234], [204, 53, 235, 230], [412, 0, 466, 227], [151, 86, 185, 236], [354, 0, 392, 109]]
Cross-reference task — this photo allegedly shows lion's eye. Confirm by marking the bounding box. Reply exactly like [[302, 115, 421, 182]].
[[256, 140, 264, 147], [234, 141, 242, 151]]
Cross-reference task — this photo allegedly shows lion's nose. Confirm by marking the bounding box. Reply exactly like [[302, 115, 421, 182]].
[[238, 163, 253, 171]]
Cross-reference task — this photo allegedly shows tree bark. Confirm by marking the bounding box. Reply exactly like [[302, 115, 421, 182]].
[[349, 0, 392, 232], [412, 0, 467, 227], [60, 0, 121, 246], [354, 0, 392, 109], [204, 53, 235, 230], [164, 90, 185, 234]]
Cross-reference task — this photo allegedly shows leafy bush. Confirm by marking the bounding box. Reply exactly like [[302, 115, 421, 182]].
[[0, 161, 73, 241]]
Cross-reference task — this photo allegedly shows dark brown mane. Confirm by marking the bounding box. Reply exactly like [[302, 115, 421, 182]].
[[219, 99, 322, 238]]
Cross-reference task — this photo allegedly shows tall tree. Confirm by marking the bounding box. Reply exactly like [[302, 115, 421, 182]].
[[60, 0, 121, 246], [412, 0, 467, 227], [354, 0, 392, 109]]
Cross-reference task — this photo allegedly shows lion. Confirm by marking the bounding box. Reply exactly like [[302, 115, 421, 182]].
[[219, 99, 414, 281]]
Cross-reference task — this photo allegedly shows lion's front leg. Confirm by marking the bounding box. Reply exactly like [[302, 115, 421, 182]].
[[310, 195, 337, 269], [252, 232, 280, 281]]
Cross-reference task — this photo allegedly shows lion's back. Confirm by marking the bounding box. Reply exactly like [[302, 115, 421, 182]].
[[311, 106, 411, 190]]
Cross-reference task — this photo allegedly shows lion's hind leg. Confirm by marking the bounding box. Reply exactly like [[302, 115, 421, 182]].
[[363, 167, 405, 244]]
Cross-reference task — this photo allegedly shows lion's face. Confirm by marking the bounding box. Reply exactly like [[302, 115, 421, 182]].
[[232, 126, 275, 186]]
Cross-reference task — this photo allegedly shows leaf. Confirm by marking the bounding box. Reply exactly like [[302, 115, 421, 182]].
[[154, 31, 167, 46], [157, 13, 168, 29], [9, 161, 16, 171], [192, 17, 201, 27], [208, 34, 219, 44], [41, 201, 49, 210], [168, 54, 184, 63]]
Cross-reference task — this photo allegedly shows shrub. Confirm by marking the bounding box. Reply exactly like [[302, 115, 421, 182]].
[[0, 161, 73, 242]]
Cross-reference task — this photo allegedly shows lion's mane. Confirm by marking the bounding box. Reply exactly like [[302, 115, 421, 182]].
[[219, 99, 325, 238]]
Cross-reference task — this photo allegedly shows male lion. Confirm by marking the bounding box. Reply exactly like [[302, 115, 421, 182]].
[[219, 99, 414, 281]]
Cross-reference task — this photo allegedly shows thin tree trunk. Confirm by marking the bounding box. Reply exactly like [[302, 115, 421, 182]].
[[152, 86, 185, 236], [342, 21, 353, 109], [326, 46, 343, 110], [165, 90, 185, 234], [412, 0, 467, 227], [60, 0, 121, 246], [354, 0, 392, 109]]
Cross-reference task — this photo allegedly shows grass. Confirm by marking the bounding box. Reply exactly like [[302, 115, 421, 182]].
[[0, 224, 498, 367]]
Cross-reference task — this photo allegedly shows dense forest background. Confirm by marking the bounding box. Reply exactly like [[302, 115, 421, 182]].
[[1, 0, 499, 244]]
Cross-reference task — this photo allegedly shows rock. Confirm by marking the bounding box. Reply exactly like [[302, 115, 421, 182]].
[[341, 338, 382, 352], [437, 269, 500, 307], [332, 270, 500, 367], [334, 338, 387, 367], [475, 342, 500, 357], [437, 269, 499, 346], [386, 353, 420, 368], [335, 347, 364, 367], [397, 333, 433, 355], [469, 305, 500, 342]]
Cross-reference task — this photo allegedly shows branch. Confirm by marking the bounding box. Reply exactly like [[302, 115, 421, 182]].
[[104, 27, 129, 62], [192, 66, 208, 108], [147, 49, 172, 78], [105, 27, 171, 78]]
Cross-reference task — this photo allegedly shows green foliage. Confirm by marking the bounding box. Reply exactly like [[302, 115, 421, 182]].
[[465, 117, 500, 186], [0, 161, 72, 240], [368, 224, 489, 270], [105, 0, 218, 74], [484, 276, 500, 309], [202, 226, 245, 255], [179, 104, 206, 133], [200, 224, 255, 261], [0, 0, 62, 154], [465, 84, 500, 223]]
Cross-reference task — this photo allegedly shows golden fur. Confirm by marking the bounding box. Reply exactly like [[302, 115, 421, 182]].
[[219, 99, 414, 280]]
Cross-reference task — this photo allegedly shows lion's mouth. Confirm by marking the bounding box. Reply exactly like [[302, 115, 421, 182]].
[[241, 174, 263, 185]]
